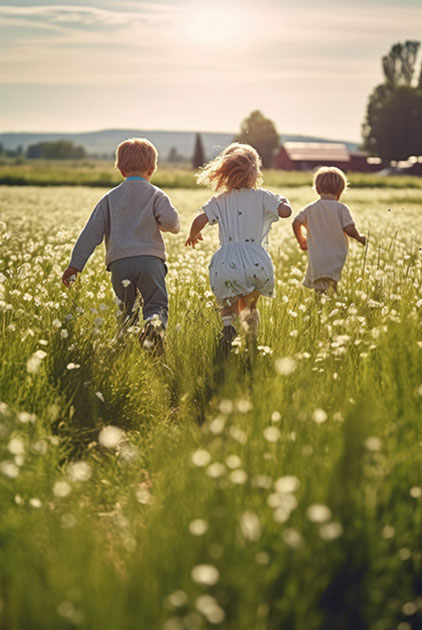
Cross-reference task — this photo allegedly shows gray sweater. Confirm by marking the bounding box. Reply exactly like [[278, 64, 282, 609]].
[[69, 179, 180, 271]]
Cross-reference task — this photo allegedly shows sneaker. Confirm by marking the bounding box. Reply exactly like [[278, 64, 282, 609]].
[[139, 320, 165, 353]]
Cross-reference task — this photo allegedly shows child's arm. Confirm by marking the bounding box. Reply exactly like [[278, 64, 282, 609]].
[[185, 213, 209, 247], [344, 224, 366, 245], [278, 200, 292, 218], [61, 200, 106, 287], [292, 219, 308, 250], [154, 192, 180, 234]]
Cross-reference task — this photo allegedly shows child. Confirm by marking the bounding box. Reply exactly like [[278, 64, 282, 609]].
[[62, 137, 180, 346], [292, 166, 366, 293], [185, 142, 292, 346]]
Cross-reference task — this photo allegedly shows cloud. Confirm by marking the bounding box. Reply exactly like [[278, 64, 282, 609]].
[[0, 3, 175, 29]]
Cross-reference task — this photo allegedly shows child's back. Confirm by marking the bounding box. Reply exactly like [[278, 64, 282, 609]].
[[292, 167, 366, 292], [69, 177, 179, 272], [62, 137, 180, 349], [295, 198, 354, 287], [203, 187, 283, 249]]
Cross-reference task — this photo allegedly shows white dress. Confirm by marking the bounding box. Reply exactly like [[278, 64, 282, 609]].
[[202, 188, 286, 302], [294, 199, 355, 289]]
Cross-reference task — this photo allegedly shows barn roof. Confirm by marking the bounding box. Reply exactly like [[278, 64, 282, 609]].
[[283, 142, 350, 162]]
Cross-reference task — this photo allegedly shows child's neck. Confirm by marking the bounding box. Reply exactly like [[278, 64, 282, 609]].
[[121, 169, 152, 181], [319, 193, 340, 201]]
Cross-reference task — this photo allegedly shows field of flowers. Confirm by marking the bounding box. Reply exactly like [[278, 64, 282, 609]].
[[0, 184, 421, 630]]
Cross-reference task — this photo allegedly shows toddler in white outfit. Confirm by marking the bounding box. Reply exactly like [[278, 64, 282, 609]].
[[185, 143, 292, 346], [292, 167, 366, 293]]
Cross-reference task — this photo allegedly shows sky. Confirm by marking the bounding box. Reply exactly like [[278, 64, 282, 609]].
[[1, 0, 421, 142]]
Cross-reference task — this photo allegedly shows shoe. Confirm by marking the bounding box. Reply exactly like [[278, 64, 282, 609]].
[[139, 320, 165, 353]]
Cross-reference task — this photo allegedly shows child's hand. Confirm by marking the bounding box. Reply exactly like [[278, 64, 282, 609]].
[[62, 267, 79, 287], [299, 240, 307, 251], [185, 233, 203, 248], [359, 235, 367, 246]]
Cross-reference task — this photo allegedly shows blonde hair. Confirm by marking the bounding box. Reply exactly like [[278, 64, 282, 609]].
[[115, 137, 157, 173], [196, 143, 263, 191], [313, 166, 348, 197]]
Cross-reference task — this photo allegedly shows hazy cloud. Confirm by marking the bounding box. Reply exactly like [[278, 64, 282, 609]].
[[0, 3, 174, 29]]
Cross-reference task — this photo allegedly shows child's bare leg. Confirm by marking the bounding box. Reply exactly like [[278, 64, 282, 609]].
[[239, 291, 261, 336], [220, 298, 239, 328], [219, 298, 239, 349]]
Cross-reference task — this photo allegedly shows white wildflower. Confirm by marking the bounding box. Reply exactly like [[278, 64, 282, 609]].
[[191, 449, 212, 467], [66, 362, 80, 370], [67, 461, 92, 482], [306, 504, 332, 523], [230, 469, 248, 484], [263, 426, 281, 442], [1, 461, 19, 478], [189, 519, 208, 536], [240, 511, 261, 541], [191, 564, 220, 586], [282, 528, 303, 548], [313, 408, 328, 424], [8, 437, 25, 455], [206, 462, 226, 478], [275, 357, 297, 375], [364, 436, 382, 452], [26, 349, 47, 374], [98, 425, 124, 448], [53, 480, 72, 497], [320, 522, 343, 540], [274, 475, 300, 494], [225, 454, 242, 469]]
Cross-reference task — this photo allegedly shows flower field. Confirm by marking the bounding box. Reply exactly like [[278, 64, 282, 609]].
[[0, 184, 421, 630]]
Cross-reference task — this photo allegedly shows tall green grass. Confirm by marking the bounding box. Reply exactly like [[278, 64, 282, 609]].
[[0, 186, 421, 629], [0, 160, 421, 188]]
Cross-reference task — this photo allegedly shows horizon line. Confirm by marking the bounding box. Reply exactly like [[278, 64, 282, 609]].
[[0, 127, 360, 145]]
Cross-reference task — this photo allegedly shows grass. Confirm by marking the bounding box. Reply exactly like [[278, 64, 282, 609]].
[[0, 159, 422, 188], [0, 185, 421, 629]]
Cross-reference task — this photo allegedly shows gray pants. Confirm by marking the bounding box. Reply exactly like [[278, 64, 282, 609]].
[[109, 255, 168, 327]]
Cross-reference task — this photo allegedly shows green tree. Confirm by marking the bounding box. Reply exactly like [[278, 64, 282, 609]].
[[235, 110, 279, 168], [26, 140, 86, 160], [192, 133, 205, 168], [363, 41, 422, 162]]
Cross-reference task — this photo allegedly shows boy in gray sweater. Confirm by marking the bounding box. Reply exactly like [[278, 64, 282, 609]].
[[62, 138, 180, 347]]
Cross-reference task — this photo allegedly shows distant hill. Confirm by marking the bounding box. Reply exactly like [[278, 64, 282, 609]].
[[0, 129, 359, 160]]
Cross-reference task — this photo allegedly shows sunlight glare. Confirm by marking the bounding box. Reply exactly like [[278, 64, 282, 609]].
[[182, 6, 243, 44]]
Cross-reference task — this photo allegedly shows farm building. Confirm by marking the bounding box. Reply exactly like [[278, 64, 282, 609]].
[[274, 142, 379, 172]]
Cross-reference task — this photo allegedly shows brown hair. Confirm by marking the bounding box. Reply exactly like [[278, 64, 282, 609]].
[[115, 137, 157, 173], [313, 166, 348, 197], [196, 143, 263, 191]]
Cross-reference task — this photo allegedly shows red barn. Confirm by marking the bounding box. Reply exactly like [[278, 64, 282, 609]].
[[275, 142, 379, 172]]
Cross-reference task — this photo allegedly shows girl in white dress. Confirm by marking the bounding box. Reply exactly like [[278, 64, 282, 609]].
[[186, 143, 292, 345], [292, 167, 366, 293]]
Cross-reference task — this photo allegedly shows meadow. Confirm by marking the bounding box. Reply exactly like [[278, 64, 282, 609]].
[[0, 181, 421, 630]]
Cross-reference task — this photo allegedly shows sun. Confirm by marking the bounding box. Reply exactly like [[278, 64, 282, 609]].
[[182, 6, 242, 44]]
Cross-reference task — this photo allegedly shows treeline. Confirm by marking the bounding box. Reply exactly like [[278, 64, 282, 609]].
[[0, 140, 87, 160]]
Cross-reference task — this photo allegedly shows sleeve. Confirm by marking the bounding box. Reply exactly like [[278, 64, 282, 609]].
[[261, 189, 288, 220], [69, 198, 107, 271], [341, 204, 355, 228], [201, 196, 220, 225], [153, 191, 180, 234], [294, 207, 308, 226]]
